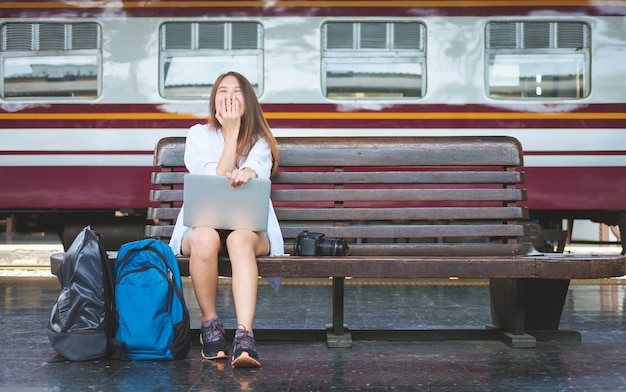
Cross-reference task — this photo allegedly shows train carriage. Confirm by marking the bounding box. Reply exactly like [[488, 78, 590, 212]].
[[0, 1, 625, 251]]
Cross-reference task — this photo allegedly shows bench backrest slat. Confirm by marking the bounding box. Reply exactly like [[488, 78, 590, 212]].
[[150, 188, 526, 204], [271, 189, 526, 202], [147, 206, 528, 224], [274, 171, 525, 185], [276, 207, 528, 221], [152, 170, 525, 186], [146, 136, 532, 256], [279, 224, 527, 239], [276, 137, 523, 167], [153, 137, 523, 167]]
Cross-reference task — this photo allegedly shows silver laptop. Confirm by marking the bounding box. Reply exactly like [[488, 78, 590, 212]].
[[183, 174, 271, 232]]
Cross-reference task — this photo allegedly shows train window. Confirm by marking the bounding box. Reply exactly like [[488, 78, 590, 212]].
[[0, 22, 101, 99], [160, 22, 263, 99], [486, 22, 590, 99], [321, 22, 425, 99]]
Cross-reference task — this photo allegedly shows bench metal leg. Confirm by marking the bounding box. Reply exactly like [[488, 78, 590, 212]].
[[327, 277, 352, 348], [489, 278, 580, 348]]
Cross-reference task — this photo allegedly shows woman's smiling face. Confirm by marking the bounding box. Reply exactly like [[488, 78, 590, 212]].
[[215, 74, 245, 116]]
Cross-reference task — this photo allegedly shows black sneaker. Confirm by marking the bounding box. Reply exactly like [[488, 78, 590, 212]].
[[231, 328, 260, 368], [199, 317, 228, 360]]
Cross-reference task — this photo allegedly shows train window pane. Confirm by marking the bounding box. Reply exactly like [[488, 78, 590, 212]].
[[160, 22, 263, 99], [488, 53, 588, 99], [324, 60, 422, 98], [0, 22, 101, 99], [163, 56, 260, 99], [485, 21, 590, 100], [3, 56, 98, 98], [322, 21, 425, 100]]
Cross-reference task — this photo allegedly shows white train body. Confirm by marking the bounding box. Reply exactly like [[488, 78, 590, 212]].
[[0, 2, 624, 247]]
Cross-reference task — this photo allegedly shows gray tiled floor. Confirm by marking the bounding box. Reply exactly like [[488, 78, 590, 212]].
[[1, 276, 625, 391]]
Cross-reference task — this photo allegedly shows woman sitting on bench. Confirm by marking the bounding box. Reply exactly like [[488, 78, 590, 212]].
[[169, 71, 283, 368]]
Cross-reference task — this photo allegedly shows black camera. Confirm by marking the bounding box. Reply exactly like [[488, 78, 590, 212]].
[[294, 231, 350, 256]]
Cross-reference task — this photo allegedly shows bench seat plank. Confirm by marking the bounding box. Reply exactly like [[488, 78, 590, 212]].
[[236, 254, 626, 280], [50, 252, 623, 281]]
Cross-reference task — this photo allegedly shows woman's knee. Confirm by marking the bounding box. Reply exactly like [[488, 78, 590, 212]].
[[185, 227, 221, 256], [225, 230, 254, 254], [226, 230, 268, 259]]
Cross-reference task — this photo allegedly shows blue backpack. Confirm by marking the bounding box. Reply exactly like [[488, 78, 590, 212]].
[[114, 238, 191, 360]]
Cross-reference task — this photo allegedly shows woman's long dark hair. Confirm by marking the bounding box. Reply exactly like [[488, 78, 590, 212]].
[[208, 71, 279, 176]]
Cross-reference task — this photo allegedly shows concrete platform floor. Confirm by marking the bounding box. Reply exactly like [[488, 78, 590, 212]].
[[1, 275, 625, 391]]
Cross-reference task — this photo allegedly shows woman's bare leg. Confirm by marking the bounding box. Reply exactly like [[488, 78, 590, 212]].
[[182, 227, 222, 323], [226, 230, 269, 330]]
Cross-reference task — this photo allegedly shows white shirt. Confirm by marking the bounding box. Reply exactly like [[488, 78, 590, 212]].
[[169, 123, 284, 257]]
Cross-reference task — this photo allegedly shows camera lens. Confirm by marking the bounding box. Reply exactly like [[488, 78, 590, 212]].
[[319, 238, 347, 256]]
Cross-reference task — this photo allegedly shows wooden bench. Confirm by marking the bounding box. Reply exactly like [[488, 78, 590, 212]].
[[51, 136, 625, 348]]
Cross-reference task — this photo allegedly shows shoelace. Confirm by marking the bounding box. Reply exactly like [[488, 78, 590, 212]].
[[203, 320, 225, 342], [234, 330, 255, 350]]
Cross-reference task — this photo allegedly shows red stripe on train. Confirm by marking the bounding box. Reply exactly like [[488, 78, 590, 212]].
[[0, 166, 156, 209], [0, 165, 624, 211], [3, 118, 625, 129], [3, 103, 625, 114], [2, 103, 625, 129]]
